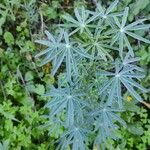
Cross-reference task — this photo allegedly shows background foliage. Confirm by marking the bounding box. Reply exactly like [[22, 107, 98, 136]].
[[0, 0, 150, 150]]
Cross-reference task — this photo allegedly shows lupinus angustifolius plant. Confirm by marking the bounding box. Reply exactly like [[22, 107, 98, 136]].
[[35, 0, 150, 149]]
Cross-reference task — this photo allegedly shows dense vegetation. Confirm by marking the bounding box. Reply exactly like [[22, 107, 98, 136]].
[[0, 0, 150, 150]]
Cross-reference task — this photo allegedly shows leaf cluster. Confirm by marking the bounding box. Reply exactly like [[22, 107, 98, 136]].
[[35, 0, 150, 149]]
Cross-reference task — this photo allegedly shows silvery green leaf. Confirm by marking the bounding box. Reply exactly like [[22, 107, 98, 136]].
[[106, 0, 119, 15], [74, 8, 83, 23], [63, 14, 79, 25], [122, 77, 147, 92], [120, 77, 142, 101], [66, 99, 74, 126], [96, 0, 120, 19], [125, 31, 150, 44], [121, 7, 129, 28], [122, 73, 145, 78], [111, 33, 120, 46], [59, 125, 87, 150], [123, 54, 140, 64], [109, 112, 127, 127], [124, 19, 147, 30], [97, 59, 147, 106], [0, 140, 9, 150], [116, 79, 122, 107], [66, 49, 71, 81], [97, 71, 115, 76], [35, 47, 52, 58], [111, 9, 150, 57], [119, 33, 124, 57], [62, 7, 97, 35], [51, 51, 65, 76], [41, 48, 64, 65], [113, 16, 121, 28], [45, 30, 56, 42], [86, 12, 100, 24], [123, 34, 134, 56], [99, 79, 114, 95], [107, 78, 117, 105], [93, 105, 125, 146], [73, 47, 93, 59], [127, 24, 150, 31], [35, 40, 52, 47], [44, 85, 85, 127], [96, 3, 105, 15]]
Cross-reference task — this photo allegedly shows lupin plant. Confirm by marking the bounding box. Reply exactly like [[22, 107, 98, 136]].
[[35, 0, 150, 149]]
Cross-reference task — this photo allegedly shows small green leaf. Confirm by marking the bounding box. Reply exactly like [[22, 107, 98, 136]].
[[128, 125, 144, 135], [4, 32, 15, 45], [34, 84, 45, 95], [25, 71, 34, 82]]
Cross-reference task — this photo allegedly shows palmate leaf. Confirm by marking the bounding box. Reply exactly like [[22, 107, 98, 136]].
[[92, 106, 126, 148], [77, 28, 118, 61], [62, 6, 99, 35], [35, 30, 93, 80], [35, 30, 64, 64], [96, 0, 121, 18], [44, 84, 86, 127], [109, 7, 150, 57], [91, 0, 123, 28], [123, 52, 144, 72], [97, 58, 147, 107], [92, 106, 126, 131], [57, 125, 88, 150]]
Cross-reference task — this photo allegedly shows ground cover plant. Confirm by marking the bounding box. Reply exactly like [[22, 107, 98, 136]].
[[0, 0, 150, 149]]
